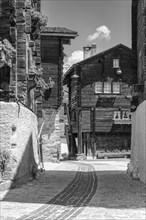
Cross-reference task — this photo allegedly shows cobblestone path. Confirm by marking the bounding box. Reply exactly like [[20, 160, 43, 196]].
[[16, 162, 97, 220]]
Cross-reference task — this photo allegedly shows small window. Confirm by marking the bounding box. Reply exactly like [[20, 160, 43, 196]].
[[95, 82, 102, 93], [113, 59, 119, 68], [104, 82, 111, 93], [114, 111, 121, 120], [113, 82, 120, 94]]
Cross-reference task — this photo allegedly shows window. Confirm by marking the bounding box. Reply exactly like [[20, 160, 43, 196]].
[[113, 82, 120, 94], [114, 111, 121, 120], [104, 82, 111, 93], [95, 81, 121, 94], [114, 110, 132, 122], [95, 82, 102, 93], [113, 59, 119, 68]]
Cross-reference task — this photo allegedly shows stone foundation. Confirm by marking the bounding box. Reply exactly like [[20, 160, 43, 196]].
[[38, 108, 61, 162]]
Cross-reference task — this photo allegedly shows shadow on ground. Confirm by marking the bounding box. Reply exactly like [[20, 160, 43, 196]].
[[1, 161, 146, 210]]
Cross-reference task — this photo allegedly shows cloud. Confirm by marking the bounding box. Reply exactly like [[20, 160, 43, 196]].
[[87, 25, 111, 41], [65, 50, 83, 68]]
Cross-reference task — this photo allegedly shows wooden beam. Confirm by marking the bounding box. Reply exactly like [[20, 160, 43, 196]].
[[78, 108, 82, 154]]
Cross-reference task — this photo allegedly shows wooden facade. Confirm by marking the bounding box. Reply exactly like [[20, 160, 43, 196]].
[[132, 0, 146, 103], [0, 1, 78, 115], [41, 27, 78, 109], [64, 44, 133, 156]]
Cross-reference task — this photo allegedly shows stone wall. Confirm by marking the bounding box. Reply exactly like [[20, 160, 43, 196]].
[[0, 102, 39, 186], [38, 108, 61, 162], [128, 100, 146, 184]]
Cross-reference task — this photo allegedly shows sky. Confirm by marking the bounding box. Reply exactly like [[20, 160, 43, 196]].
[[41, 0, 131, 68]]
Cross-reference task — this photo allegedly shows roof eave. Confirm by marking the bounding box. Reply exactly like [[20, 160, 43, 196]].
[[41, 32, 78, 38], [63, 64, 76, 85]]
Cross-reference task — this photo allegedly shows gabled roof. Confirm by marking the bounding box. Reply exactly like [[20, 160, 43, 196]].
[[41, 27, 78, 38], [63, 44, 131, 85]]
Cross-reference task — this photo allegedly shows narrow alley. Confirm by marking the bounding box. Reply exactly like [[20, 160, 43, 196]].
[[0, 0, 146, 219], [1, 159, 145, 220]]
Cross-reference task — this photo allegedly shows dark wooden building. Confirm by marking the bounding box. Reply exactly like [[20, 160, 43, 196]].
[[132, 0, 146, 103], [41, 27, 78, 109], [63, 44, 133, 157]]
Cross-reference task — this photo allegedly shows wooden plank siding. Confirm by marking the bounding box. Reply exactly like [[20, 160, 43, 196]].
[[82, 109, 91, 132], [69, 45, 133, 133], [136, 0, 146, 101], [95, 109, 114, 133], [64, 44, 133, 154], [41, 36, 63, 108], [41, 36, 59, 64]]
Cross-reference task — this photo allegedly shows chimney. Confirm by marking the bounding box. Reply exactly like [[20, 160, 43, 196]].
[[83, 45, 91, 59], [83, 43, 97, 59], [91, 43, 97, 56]]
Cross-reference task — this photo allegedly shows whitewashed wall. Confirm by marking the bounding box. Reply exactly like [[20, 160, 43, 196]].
[[128, 100, 146, 184], [0, 102, 39, 184]]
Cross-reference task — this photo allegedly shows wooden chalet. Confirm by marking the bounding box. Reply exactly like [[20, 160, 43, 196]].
[[41, 27, 78, 109], [63, 44, 133, 157]]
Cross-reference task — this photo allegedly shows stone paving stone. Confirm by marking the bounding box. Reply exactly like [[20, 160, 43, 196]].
[[1, 159, 146, 220]]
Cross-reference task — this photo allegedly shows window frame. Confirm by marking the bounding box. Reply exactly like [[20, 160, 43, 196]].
[[94, 81, 121, 95], [95, 81, 103, 94], [113, 59, 119, 68], [113, 82, 121, 94], [104, 82, 112, 94], [114, 109, 132, 121]]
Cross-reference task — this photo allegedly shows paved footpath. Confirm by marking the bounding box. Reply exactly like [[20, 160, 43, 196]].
[[0, 159, 146, 220]]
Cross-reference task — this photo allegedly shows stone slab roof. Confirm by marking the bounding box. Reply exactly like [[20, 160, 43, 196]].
[[41, 27, 78, 38]]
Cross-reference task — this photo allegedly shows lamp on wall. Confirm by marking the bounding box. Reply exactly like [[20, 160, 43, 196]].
[[116, 68, 122, 75], [71, 73, 79, 80], [71, 73, 79, 84]]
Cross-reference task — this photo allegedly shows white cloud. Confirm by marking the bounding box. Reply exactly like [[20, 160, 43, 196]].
[[87, 25, 111, 41], [65, 50, 83, 68]]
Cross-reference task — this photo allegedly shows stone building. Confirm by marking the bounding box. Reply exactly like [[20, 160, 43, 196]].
[[127, 0, 146, 184], [0, 0, 46, 187], [0, 0, 78, 188]]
